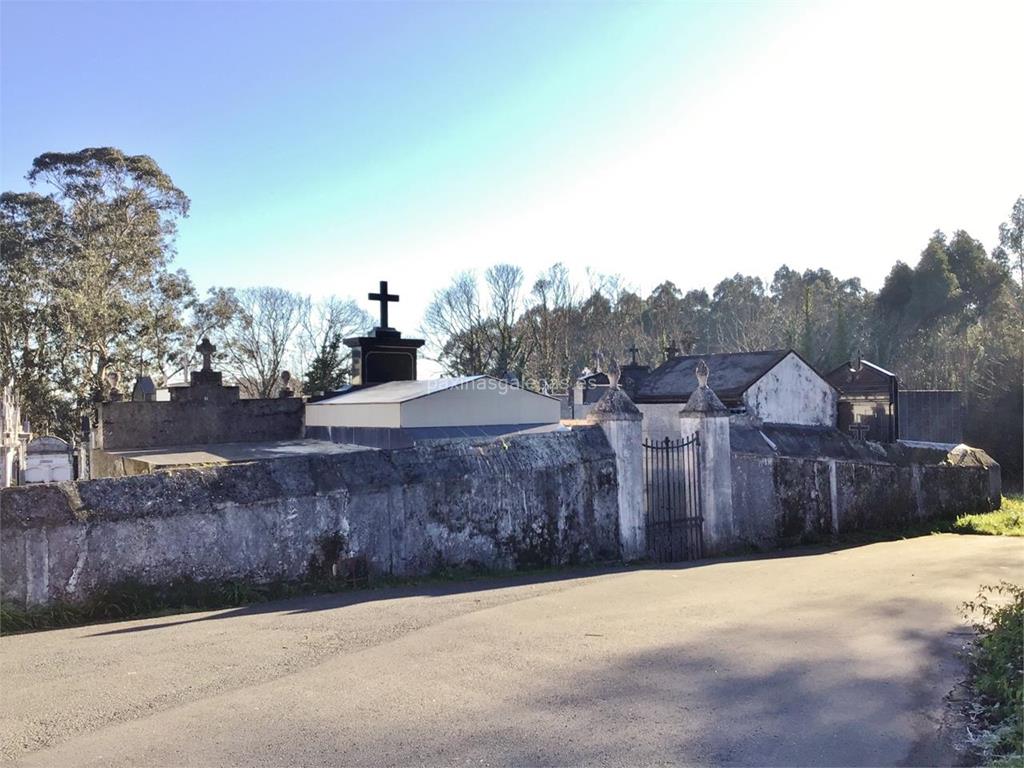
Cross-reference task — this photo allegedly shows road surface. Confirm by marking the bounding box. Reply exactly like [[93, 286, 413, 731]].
[[3, 534, 1022, 766]]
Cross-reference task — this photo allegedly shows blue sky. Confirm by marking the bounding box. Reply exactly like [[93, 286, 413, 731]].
[[3, 0, 1022, 337]]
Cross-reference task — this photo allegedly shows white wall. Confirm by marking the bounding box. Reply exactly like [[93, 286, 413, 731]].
[[743, 353, 836, 427], [23, 453, 73, 484], [401, 384, 559, 428], [638, 403, 683, 444], [304, 401, 402, 429]]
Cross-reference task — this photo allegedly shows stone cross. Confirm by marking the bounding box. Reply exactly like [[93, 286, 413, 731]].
[[196, 337, 216, 372], [849, 422, 870, 440], [369, 280, 399, 329]]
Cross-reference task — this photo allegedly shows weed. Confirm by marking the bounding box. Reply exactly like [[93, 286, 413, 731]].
[[960, 582, 1024, 763]]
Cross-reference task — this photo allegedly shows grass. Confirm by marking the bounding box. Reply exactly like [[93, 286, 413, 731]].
[[960, 582, 1024, 766], [954, 496, 1024, 537]]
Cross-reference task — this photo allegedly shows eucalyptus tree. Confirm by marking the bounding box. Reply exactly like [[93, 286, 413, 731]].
[[0, 148, 191, 438]]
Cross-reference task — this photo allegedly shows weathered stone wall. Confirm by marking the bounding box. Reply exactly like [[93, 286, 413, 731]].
[[94, 398, 304, 450], [731, 451, 998, 549], [1, 428, 619, 607]]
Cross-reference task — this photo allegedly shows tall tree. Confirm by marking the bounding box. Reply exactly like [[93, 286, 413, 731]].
[[0, 148, 190, 438]]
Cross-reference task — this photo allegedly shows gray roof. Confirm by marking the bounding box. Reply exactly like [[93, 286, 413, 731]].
[[730, 421, 886, 461], [312, 376, 558, 405], [26, 435, 70, 454], [634, 350, 791, 404]]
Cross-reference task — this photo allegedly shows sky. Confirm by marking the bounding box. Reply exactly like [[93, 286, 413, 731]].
[[3, 0, 1023, 348]]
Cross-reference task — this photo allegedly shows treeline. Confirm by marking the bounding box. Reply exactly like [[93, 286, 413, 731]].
[[2, 148, 1022, 487], [423, 209, 1023, 487]]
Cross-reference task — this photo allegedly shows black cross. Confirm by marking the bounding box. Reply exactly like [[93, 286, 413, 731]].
[[665, 339, 680, 360], [369, 280, 399, 329], [627, 344, 639, 366]]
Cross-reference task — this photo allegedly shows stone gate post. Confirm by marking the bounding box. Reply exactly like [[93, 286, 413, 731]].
[[678, 360, 734, 554], [587, 383, 645, 561]]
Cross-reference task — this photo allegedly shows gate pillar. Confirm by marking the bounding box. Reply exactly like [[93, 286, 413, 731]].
[[679, 361, 734, 554], [587, 385, 645, 561]]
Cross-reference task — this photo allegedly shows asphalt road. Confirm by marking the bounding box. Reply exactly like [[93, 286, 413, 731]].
[[3, 534, 1022, 767]]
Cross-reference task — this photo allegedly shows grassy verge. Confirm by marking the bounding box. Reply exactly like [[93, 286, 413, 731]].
[[954, 496, 1024, 537], [960, 582, 1024, 766]]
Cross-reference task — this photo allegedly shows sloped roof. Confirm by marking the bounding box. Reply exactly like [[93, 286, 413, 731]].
[[312, 376, 558, 405], [825, 359, 897, 397], [634, 350, 791, 404], [730, 421, 886, 461]]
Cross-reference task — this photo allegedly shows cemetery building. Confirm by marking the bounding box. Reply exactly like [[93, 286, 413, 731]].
[[630, 349, 838, 442], [826, 356, 965, 445], [825, 357, 899, 442], [570, 346, 653, 420], [305, 281, 562, 448]]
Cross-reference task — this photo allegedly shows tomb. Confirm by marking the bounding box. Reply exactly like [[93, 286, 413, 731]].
[[305, 281, 562, 448], [825, 357, 899, 442], [23, 436, 73, 484], [826, 356, 964, 444], [87, 337, 305, 478]]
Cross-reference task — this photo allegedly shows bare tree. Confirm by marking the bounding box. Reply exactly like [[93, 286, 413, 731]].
[[220, 287, 308, 398], [485, 264, 525, 378], [520, 262, 577, 391], [423, 272, 490, 375], [295, 296, 370, 394]]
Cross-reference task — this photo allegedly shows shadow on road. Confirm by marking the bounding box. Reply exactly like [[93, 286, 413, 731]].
[[83, 540, 915, 639]]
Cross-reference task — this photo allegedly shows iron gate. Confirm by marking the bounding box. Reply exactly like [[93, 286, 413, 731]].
[[643, 434, 704, 562]]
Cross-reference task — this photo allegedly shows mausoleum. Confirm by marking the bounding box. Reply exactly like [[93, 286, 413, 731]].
[[305, 281, 562, 448]]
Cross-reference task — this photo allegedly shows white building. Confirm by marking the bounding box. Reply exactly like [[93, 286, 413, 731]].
[[306, 375, 562, 449]]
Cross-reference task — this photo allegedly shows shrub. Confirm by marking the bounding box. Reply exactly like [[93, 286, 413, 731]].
[[961, 582, 1024, 761]]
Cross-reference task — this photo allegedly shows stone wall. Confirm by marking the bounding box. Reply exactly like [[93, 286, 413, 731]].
[[94, 398, 304, 451], [731, 450, 998, 550], [1, 428, 619, 607]]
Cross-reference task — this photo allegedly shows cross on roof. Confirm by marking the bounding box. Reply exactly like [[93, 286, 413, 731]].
[[196, 337, 216, 371], [369, 280, 399, 329], [665, 339, 680, 360], [627, 344, 639, 366]]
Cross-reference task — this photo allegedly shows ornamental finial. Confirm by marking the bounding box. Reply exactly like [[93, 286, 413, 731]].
[[696, 359, 709, 388]]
